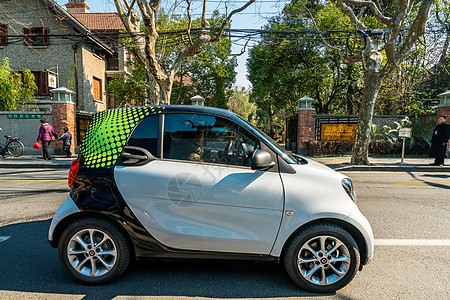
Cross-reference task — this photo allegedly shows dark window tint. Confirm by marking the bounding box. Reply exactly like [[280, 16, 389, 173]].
[[163, 113, 259, 166], [127, 115, 159, 156]]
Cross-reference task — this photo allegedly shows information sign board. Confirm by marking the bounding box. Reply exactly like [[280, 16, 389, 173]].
[[321, 123, 356, 143], [398, 127, 412, 138], [7, 114, 42, 119]]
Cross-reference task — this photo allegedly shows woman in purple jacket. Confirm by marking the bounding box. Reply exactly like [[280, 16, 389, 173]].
[[37, 118, 58, 160]]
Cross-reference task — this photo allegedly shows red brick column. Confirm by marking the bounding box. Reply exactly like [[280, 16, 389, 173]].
[[51, 102, 76, 155], [437, 105, 450, 120], [297, 108, 314, 154]]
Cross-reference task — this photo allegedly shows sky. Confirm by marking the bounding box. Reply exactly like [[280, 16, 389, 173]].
[[54, 0, 289, 88]]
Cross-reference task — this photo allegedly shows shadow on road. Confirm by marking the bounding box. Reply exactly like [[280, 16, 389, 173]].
[[407, 172, 450, 189], [0, 220, 332, 299]]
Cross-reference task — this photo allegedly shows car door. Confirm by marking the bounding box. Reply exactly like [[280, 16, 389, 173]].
[[114, 113, 284, 254]]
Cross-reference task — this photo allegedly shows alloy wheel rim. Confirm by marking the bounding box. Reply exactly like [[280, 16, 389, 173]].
[[297, 235, 350, 285], [67, 228, 117, 277]]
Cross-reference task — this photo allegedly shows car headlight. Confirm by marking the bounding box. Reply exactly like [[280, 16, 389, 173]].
[[342, 178, 357, 203]]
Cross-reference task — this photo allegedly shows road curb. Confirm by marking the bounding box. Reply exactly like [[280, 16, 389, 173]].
[[0, 163, 70, 169], [335, 165, 450, 172]]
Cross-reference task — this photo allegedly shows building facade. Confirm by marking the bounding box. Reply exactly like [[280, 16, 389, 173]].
[[0, 0, 125, 151]]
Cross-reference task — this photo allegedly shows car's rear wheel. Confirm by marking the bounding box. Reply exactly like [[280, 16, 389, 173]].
[[58, 217, 130, 284], [283, 223, 360, 293]]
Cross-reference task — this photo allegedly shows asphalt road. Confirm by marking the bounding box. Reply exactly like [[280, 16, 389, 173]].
[[0, 169, 449, 299]]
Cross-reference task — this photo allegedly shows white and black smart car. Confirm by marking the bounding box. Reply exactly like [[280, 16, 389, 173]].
[[48, 105, 374, 293]]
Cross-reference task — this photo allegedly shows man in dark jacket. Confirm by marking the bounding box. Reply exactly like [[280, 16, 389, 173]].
[[37, 118, 58, 160], [429, 115, 450, 166], [58, 127, 72, 157]]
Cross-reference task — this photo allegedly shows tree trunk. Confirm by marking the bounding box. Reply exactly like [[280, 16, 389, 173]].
[[351, 71, 383, 165], [351, 41, 383, 165]]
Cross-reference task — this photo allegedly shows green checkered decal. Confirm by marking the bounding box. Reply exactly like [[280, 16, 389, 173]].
[[80, 106, 164, 168]]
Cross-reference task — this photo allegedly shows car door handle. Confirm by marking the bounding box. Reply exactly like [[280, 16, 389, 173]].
[[118, 146, 156, 166], [121, 152, 148, 161]]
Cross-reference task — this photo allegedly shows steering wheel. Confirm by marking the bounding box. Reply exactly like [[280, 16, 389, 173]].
[[223, 140, 232, 160]]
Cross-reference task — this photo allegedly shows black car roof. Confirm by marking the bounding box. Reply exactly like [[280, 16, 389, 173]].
[[151, 105, 239, 120]]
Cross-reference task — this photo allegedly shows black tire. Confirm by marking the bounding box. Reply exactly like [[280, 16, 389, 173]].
[[7, 140, 24, 157], [283, 223, 360, 293], [58, 217, 131, 285], [346, 30, 367, 53]]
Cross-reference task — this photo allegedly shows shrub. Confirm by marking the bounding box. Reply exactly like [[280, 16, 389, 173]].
[[304, 140, 353, 155], [304, 139, 430, 156]]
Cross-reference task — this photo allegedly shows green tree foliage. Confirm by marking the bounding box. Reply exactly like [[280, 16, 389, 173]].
[[108, 12, 236, 108], [0, 58, 37, 111], [114, 0, 254, 104], [227, 86, 256, 122], [247, 2, 364, 119], [0, 58, 21, 111], [107, 56, 150, 107]]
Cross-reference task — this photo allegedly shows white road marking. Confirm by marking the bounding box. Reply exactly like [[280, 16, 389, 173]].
[[0, 236, 11, 243], [375, 239, 450, 246]]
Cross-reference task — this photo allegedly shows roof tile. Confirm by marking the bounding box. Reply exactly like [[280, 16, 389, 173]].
[[70, 13, 123, 31]]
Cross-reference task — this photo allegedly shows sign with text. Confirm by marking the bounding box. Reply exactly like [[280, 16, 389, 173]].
[[398, 127, 412, 138], [48, 73, 57, 88], [7, 114, 42, 119], [321, 123, 357, 143]]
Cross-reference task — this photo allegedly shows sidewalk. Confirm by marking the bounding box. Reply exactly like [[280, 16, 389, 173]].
[[0, 154, 448, 172], [312, 156, 450, 172], [0, 155, 76, 169]]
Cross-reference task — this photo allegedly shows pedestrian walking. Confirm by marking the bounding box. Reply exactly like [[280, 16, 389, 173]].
[[58, 127, 72, 157], [37, 118, 57, 160], [429, 115, 450, 166]]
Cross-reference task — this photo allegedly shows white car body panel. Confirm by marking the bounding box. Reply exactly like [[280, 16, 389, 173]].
[[114, 160, 284, 254], [48, 195, 80, 242], [270, 162, 374, 258]]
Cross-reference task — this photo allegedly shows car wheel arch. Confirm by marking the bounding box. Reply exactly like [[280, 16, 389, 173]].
[[51, 211, 136, 259], [280, 218, 368, 268]]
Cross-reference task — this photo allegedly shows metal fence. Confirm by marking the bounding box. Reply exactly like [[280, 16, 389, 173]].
[[285, 114, 298, 151]]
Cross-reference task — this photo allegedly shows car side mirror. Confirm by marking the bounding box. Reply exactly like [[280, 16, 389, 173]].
[[251, 150, 275, 171]]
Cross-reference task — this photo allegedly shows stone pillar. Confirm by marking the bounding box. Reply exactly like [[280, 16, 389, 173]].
[[51, 102, 76, 155], [296, 96, 315, 154], [297, 109, 314, 154]]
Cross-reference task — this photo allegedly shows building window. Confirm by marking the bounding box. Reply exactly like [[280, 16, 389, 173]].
[[23, 27, 49, 46], [0, 24, 7, 46], [31, 71, 50, 96], [93, 77, 102, 101]]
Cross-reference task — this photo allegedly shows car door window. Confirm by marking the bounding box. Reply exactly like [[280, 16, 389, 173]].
[[163, 113, 259, 167], [127, 115, 159, 156]]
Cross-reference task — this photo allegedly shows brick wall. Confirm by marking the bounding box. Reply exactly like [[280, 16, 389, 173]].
[[297, 109, 314, 153], [51, 102, 76, 154], [437, 105, 450, 120]]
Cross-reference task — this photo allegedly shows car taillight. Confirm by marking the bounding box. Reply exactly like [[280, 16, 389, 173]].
[[68, 159, 79, 187]]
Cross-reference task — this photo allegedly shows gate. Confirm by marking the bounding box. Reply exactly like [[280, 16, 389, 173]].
[[285, 114, 298, 152], [76, 112, 93, 146]]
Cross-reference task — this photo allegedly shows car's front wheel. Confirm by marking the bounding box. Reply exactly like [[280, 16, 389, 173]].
[[58, 217, 131, 284], [283, 223, 360, 293]]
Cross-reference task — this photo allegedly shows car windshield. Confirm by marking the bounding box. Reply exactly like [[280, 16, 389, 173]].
[[237, 116, 297, 164]]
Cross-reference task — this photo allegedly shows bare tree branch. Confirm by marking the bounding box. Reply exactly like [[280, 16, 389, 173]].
[[338, 0, 391, 26], [201, 0, 210, 29], [335, 1, 365, 30], [186, 0, 193, 46], [394, 0, 434, 66], [211, 0, 256, 42]]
